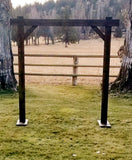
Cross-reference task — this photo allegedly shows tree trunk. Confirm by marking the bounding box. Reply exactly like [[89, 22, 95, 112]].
[[0, 0, 17, 90], [47, 36, 49, 45], [26, 38, 28, 46], [110, 0, 132, 92], [38, 37, 39, 45], [32, 36, 34, 45], [34, 33, 37, 45]]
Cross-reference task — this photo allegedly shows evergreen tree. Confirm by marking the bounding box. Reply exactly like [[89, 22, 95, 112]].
[[55, 5, 79, 47]]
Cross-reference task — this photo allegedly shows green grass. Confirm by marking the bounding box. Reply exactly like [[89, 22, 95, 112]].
[[0, 85, 132, 160]]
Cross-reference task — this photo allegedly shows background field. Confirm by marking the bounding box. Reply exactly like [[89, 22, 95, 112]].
[[12, 38, 124, 85]]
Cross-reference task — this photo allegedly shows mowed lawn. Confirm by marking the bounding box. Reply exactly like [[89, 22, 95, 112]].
[[0, 85, 131, 160]]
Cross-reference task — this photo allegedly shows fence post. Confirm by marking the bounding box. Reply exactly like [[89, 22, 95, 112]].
[[16, 16, 28, 126], [72, 56, 78, 86]]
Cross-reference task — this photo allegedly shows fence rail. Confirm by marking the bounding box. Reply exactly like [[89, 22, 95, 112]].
[[15, 73, 117, 77], [14, 63, 120, 68], [13, 54, 120, 85], [13, 54, 118, 58]]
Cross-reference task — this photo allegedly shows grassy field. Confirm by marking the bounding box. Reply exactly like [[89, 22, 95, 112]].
[[0, 85, 132, 160]]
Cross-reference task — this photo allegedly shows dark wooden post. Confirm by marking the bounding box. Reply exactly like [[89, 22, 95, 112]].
[[16, 17, 28, 126], [72, 56, 78, 86], [98, 17, 112, 128]]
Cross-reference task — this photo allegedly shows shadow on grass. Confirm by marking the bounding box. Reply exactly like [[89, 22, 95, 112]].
[[0, 89, 18, 97]]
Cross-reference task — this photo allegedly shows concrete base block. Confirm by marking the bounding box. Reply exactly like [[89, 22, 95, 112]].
[[97, 120, 111, 128], [16, 119, 28, 126]]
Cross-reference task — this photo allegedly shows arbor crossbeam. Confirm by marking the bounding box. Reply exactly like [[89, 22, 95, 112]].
[[10, 18, 119, 27]]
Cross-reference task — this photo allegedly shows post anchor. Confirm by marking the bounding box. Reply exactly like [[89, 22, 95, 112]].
[[97, 120, 111, 128], [16, 119, 28, 126]]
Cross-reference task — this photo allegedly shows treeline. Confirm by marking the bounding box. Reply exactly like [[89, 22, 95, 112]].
[[11, 0, 126, 46]]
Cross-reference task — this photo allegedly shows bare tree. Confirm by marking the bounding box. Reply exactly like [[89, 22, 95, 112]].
[[0, 0, 17, 90], [110, 0, 132, 92]]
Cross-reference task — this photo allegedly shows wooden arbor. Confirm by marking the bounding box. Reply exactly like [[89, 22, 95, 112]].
[[10, 17, 119, 127]]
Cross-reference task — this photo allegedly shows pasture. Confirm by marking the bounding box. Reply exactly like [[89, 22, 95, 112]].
[[0, 85, 132, 159], [12, 38, 123, 85]]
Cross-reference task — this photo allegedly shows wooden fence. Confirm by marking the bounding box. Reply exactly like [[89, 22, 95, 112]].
[[13, 54, 120, 86]]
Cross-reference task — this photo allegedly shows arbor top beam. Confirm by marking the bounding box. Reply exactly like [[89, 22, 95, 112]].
[[10, 18, 119, 27]]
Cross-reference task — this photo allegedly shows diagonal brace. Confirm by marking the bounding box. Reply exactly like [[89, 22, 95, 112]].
[[91, 26, 105, 41], [24, 25, 38, 40]]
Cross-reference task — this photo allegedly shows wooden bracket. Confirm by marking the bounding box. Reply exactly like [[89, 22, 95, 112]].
[[24, 25, 38, 40], [91, 26, 105, 41]]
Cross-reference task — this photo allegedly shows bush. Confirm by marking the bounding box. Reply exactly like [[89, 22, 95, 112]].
[[114, 27, 122, 38]]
